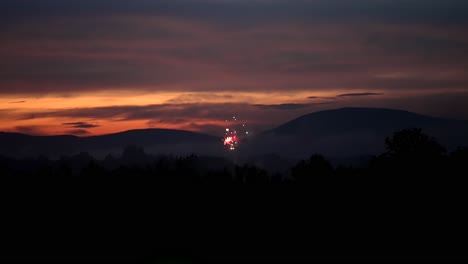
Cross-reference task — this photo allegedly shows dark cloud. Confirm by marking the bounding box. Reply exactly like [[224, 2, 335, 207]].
[[253, 103, 312, 110], [14, 102, 323, 135], [14, 126, 44, 135], [1, 0, 468, 121], [62, 122, 99, 128], [368, 78, 468, 91], [122, 104, 251, 121], [1, 1, 468, 95], [3, 0, 468, 25], [9, 100, 26, 104], [337, 93, 384, 98], [307, 96, 338, 100], [65, 129, 90, 135], [147, 118, 188, 127], [366, 31, 468, 62], [166, 94, 234, 104], [344, 91, 468, 120], [253, 102, 334, 110], [18, 103, 257, 122]]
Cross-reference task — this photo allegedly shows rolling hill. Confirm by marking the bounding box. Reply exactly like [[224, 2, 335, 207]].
[[0, 129, 223, 158], [1, 108, 467, 160], [243, 107, 468, 158]]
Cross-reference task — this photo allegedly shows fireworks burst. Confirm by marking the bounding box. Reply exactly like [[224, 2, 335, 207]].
[[222, 116, 250, 151]]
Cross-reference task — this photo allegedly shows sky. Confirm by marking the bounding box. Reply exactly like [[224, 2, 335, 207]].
[[1, 0, 468, 136]]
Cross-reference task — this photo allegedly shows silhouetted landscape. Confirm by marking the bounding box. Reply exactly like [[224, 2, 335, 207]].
[[3, 0, 468, 262], [3, 109, 468, 262], [2, 108, 468, 159]]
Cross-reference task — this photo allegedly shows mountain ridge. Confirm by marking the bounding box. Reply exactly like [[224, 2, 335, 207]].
[[265, 107, 466, 135], [0, 128, 221, 158], [243, 107, 468, 158], [2, 108, 467, 159]]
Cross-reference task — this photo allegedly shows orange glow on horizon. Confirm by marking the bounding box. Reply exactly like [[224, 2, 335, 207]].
[[1, 90, 341, 135], [1, 89, 455, 136]]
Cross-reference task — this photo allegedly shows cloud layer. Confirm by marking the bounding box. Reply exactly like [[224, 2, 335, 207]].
[[63, 122, 99, 129], [1, 1, 467, 135], [2, 1, 468, 95]]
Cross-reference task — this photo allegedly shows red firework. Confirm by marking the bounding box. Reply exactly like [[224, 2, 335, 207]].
[[222, 116, 250, 151]]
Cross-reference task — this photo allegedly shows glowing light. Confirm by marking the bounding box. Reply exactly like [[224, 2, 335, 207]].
[[224, 136, 234, 144], [222, 116, 251, 151], [223, 135, 237, 150]]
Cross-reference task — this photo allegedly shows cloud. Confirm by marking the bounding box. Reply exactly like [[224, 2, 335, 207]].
[[253, 102, 334, 110], [147, 118, 188, 127], [62, 122, 99, 128], [9, 100, 26, 104], [306, 92, 384, 101], [337, 93, 384, 97], [65, 129, 90, 135], [367, 32, 468, 61], [3, 0, 468, 25], [13, 126, 44, 135], [6, 91, 468, 136], [307, 96, 337, 100], [13, 102, 324, 135], [1, 1, 468, 134], [368, 78, 468, 90], [253, 103, 311, 110], [165, 93, 234, 104], [1, 1, 468, 96], [17, 103, 260, 124]]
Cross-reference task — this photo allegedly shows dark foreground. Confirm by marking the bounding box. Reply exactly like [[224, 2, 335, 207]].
[[3, 181, 468, 263], [2, 128, 468, 263]]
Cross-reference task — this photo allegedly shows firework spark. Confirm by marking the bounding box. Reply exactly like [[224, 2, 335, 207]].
[[222, 116, 250, 151], [223, 135, 237, 150]]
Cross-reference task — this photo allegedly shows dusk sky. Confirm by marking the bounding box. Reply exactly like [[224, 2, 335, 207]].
[[1, 0, 468, 136]]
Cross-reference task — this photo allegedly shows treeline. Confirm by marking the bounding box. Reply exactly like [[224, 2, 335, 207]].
[[1, 128, 467, 185], [2, 128, 468, 262]]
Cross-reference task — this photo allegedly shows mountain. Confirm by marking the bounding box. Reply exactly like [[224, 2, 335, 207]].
[[242, 107, 468, 159], [0, 129, 223, 158], [2, 108, 467, 161]]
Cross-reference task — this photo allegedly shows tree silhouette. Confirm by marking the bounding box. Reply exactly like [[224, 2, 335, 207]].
[[121, 145, 149, 166], [372, 128, 446, 180], [291, 154, 334, 183], [449, 147, 468, 178], [1, 128, 465, 189], [0, 155, 10, 177], [384, 128, 446, 159], [81, 160, 107, 178]]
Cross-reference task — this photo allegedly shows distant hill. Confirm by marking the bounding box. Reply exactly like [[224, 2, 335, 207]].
[[0, 129, 223, 158], [242, 107, 468, 159], [2, 108, 467, 160]]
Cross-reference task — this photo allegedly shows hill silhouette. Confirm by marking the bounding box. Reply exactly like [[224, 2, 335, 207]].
[[2, 108, 468, 161], [2, 127, 468, 262], [0, 128, 222, 158], [245, 107, 468, 158]]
